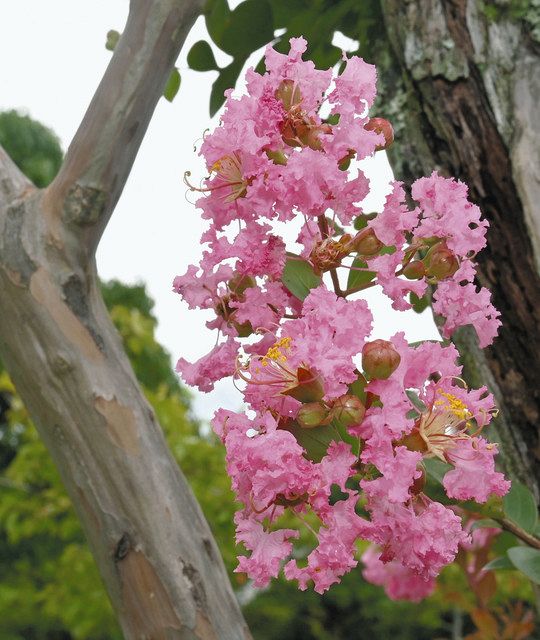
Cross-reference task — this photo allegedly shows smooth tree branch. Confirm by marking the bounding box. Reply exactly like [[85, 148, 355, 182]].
[[0, 2, 252, 638], [46, 0, 203, 256]]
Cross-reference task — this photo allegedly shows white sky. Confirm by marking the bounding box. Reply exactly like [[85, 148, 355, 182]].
[[0, 1, 439, 420]]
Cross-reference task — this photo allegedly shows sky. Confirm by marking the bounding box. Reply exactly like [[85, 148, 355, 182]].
[[0, 1, 439, 420]]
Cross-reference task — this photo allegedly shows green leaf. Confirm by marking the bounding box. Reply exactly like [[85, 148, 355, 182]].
[[210, 59, 245, 116], [410, 291, 430, 314], [105, 29, 120, 51], [503, 482, 538, 534], [424, 458, 451, 484], [483, 555, 514, 571], [187, 40, 218, 71], [346, 256, 376, 291], [220, 0, 274, 57], [470, 519, 501, 531], [281, 255, 321, 301], [283, 419, 356, 463], [507, 547, 540, 584], [163, 68, 181, 102], [348, 374, 367, 404], [204, 0, 232, 46]]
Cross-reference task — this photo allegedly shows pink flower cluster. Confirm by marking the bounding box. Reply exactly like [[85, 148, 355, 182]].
[[173, 38, 509, 598]]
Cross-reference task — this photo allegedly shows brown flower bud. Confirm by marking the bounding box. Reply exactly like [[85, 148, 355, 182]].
[[425, 242, 459, 280], [297, 402, 330, 429], [362, 339, 401, 380], [364, 117, 394, 151], [403, 260, 426, 280], [330, 394, 366, 428], [351, 228, 383, 256]]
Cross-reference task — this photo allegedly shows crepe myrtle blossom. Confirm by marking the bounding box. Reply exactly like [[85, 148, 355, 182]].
[[173, 37, 508, 596]]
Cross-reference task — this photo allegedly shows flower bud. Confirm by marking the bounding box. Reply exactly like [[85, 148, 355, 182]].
[[283, 367, 325, 403], [364, 117, 394, 151], [403, 260, 426, 280], [330, 394, 366, 428], [351, 228, 383, 256], [425, 242, 459, 280], [275, 79, 302, 111], [362, 340, 401, 380], [297, 402, 330, 429]]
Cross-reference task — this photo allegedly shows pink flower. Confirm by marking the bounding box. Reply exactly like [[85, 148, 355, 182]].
[[176, 338, 239, 392], [284, 497, 365, 593], [362, 545, 436, 602], [329, 54, 378, 114], [363, 500, 468, 580], [443, 438, 511, 503], [369, 250, 427, 310], [230, 282, 289, 331], [172, 263, 233, 310], [411, 172, 488, 257], [433, 280, 501, 347], [175, 36, 508, 596], [235, 513, 299, 587], [369, 181, 419, 248]]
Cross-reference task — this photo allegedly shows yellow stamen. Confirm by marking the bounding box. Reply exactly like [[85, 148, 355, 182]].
[[261, 337, 292, 366], [435, 389, 471, 421]]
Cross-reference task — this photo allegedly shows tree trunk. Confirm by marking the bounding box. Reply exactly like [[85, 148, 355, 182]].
[[376, 0, 540, 501], [0, 2, 251, 638]]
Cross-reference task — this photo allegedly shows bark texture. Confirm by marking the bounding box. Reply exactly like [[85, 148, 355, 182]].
[[0, 2, 251, 638], [377, 0, 540, 501]]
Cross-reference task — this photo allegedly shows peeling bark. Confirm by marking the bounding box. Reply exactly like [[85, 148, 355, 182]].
[[0, 1, 251, 637], [378, 0, 540, 500]]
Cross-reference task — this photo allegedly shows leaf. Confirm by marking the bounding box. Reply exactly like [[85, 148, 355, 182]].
[[348, 373, 367, 404], [503, 482, 538, 534], [204, 0, 232, 46], [470, 608, 499, 638], [470, 519, 501, 531], [220, 0, 274, 58], [410, 291, 430, 314], [507, 547, 540, 584], [281, 255, 321, 301], [163, 68, 181, 102], [210, 59, 245, 116], [483, 555, 514, 571], [346, 256, 375, 291], [424, 458, 451, 484], [187, 40, 218, 71], [105, 29, 120, 51]]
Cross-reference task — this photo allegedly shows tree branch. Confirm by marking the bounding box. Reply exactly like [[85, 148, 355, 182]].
[[0, 2, 253, 636], [46, 0, 203, 256], [0, 145, 33, 209]]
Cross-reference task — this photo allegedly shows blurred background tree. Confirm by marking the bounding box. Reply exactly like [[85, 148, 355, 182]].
[[0, 109, 536, 639]]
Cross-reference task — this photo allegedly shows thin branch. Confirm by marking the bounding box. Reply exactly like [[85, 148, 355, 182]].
[[46, 0, 204, 256], [495, 517, 540, 550]]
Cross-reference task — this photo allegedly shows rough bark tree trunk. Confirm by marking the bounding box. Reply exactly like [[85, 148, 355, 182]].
[[376, 0, 540, 502], [0, 1, 251, 638]]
